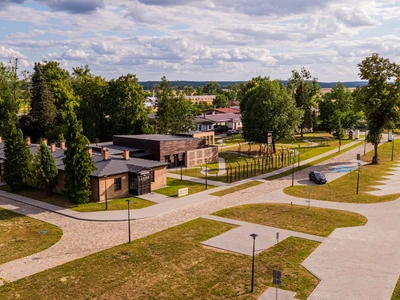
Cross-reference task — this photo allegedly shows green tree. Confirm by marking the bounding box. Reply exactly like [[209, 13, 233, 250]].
[[319, 82, 363, 138], [288, 68, 320, 136], [30, 141, 58, 193], [72, 66, 109, 142], [0, 63, 18, 135], [30, 63, 56, 137], [156, 77, 200, 134], [355, 53, 400, 164], [203, 81, 221, 95], [183, 86, 195, 96], [240, 77, 303, 152], [107, 74, 153, 138], [63, 111, 96, 203], [3, 123, 32, 191], [213, 94, 229, 108]]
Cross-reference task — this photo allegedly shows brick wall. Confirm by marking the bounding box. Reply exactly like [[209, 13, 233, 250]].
[[152, 166, 167, 190], [96, 173, 130, 202], [186, 146, 218, 168]]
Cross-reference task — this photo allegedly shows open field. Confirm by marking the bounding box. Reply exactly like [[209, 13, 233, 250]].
[[0, 185, 153, 212], [0, 219, 319, 299], [154, 177, 216, 197], [213, 203, 367, 237], [0, 207, 62, 264], [392, 277, 400, 300], [283, 140, 400, 203]]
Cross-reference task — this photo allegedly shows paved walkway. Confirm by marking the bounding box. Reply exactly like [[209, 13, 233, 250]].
[[202, 215, 324, 256], [2, 137, 399, 300]]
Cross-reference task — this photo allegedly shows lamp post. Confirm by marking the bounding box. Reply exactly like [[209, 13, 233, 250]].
[[104, 175, 108, 210], [392, 137, 395, 161], [297, 144, 301, 168], [126, 200, 131, 243], [292, 157, 295, 186], [356, 162, 361, 195], [205, 159, 208, 189], [250, 233, 258, 293]]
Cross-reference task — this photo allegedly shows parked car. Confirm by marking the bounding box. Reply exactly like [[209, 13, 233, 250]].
[[309, 171, 327, 184], [226, 129, 239, 136]]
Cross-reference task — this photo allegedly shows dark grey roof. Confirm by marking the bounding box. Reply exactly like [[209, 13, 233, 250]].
[[204, 113, 241, 122], [0, 142, 168, 178], [90, 144, 141, 155], [114, 134, 197, 141], [91, 154, 168, 177]]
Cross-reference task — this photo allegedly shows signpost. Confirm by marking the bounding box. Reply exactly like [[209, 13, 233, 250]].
[[276, 232, 279, 244], [356, 154, 361, 194], [306, 187, 311, 209], [273, 270, 282, 300], [178, 187, 189, 197]]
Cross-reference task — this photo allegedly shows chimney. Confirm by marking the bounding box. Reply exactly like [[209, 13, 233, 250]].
[[43, 138, 48, 146], [103, 149, 109, 161], [60, 140, 66, 149], [0, 136, 2, 143], [26, 137, 31, 145], [101, 146, 106, 155], [50, 143, 56, 152], [123, 150, 130, 160], [88, 148, 93, 158]]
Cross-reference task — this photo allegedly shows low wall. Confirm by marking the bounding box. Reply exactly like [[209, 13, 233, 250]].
[[186, 146, 218, 168]]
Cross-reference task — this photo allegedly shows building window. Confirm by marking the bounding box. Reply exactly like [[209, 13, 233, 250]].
[[114, 177, 122, 191]]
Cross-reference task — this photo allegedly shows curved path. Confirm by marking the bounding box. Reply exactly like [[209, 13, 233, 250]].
[[1, 137, 399, 300]]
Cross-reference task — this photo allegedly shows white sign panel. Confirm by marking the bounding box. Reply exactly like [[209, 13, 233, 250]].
[[178, 188, 189, 197]]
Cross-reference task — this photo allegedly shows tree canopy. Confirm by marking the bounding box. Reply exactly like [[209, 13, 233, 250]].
[[240, 77, 303, 151], [355, 53, 400, 164]]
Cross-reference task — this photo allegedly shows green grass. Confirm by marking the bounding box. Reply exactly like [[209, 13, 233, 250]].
[[213, 203, 367, 237], [210, 181, 263, 196], [0, 207, 62, 264], [283, 140, 400, 203], [154, 177, 216, 197], [0, 185, 153, 212], [391, 276, 400, 300], [264, 141, 362, 180], [0, 218, 319, 299]]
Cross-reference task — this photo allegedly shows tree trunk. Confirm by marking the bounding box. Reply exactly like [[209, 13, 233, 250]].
[[272, 140, 276, 153], [372, 142, 379, 164], [300, 126, 304, 138]]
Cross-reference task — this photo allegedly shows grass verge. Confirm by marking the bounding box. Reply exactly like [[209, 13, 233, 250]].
[[391, 276, 400, 300], [154, 177, 216, 197], [0, 218, 319, 299], [0, 185, 153, 212], [213, 203, 367, 237], [210, 181, 263, 196], [264, 141, 362, 180], [0, 207, 62, 264], [283, 141, 400, 203]]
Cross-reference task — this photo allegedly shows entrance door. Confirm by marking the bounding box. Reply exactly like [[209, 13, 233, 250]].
[[129, 173, 138, 195], [138, 174, 151, 195]]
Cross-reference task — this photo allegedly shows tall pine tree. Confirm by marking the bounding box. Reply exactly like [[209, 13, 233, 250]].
[[63, 111, 95, 203], [30, 63, 56, 138], [30, 141, 58, 193], [4, 122, 32, 191]]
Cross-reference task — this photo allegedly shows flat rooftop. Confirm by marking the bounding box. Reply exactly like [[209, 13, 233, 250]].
[[113, 134, 197, 141]]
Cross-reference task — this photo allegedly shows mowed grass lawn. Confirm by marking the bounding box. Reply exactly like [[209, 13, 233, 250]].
[[0, 185, 154, 212], [284, 140, 400, 203], [213, 204, 367, 237], [0, 219, 319, 299], [0, 207, 62, 264], [154, 177, 216, 197], [392, 276, 400, 300]]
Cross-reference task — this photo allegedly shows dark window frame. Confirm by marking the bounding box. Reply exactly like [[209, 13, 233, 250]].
[[114, 177, 122, 191]]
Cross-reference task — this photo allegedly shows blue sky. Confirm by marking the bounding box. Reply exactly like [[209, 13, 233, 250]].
[[1, 0, 400, 81]]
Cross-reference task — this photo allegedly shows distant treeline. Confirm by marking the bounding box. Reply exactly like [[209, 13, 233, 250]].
[[139, 80, 368, 90]]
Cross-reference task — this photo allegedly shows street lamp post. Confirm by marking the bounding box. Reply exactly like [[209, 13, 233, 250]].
[[392, 137, 395, 161], [126, 200, 131, 243], [250, 233, 258, 293], [104, 175, 108, 210], [292, 157, 295, 186], [356, 162, 361, 194], [298, 144, 301, 168], [205, 159, 208, 189]]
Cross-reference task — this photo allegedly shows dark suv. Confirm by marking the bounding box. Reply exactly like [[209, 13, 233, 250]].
[[309, 171, 327, 184]]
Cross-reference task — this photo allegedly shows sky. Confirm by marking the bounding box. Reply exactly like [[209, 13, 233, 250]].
[[1, 0, 400, 82]]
